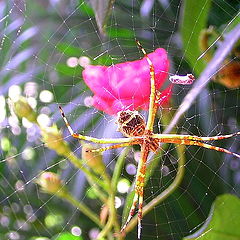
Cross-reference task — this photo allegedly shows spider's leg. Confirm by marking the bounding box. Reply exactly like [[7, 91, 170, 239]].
[[183, 140, 240, 158], [59, 106, 137, 144], [153, 132, 240, 142], [138, 194, 144, 240], [87, 141, 139, 153], [136, 40, 157, 131], [121, 144, 149, 239], [135, 144, 149, 239], [161, 138, 240, 158]]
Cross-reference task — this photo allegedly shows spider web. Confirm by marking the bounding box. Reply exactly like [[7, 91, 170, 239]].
[[0, 0, 240, 240]]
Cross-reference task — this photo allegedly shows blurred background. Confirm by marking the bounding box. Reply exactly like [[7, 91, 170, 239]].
[[0, 0, 240, 240]]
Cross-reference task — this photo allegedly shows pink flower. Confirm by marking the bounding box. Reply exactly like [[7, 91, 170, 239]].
[[82, 48, 171, 115]]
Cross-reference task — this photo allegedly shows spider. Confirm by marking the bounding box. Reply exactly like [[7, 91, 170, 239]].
[[59, 41, 240, 239]]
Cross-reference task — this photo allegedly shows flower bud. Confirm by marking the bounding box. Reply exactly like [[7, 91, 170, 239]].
[[36, 172, 66, 196], [41, 125, 71, 156], [12, 97, 37, 123], [82, 143, 106, 175]]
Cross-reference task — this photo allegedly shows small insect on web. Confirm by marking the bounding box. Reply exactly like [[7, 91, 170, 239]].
[[59, 40, 240, 239]]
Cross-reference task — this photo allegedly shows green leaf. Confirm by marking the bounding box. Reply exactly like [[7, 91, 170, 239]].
[[183, 194, 240, 240], [122, 189, 135, 224], [180, 0, 211, 76], [89, 0, 115, 35], [52, 232, 83, 240], [106, 27, 134, 39], [56, 43, 85, 57], [78, 0, 94, 16], [111, 148, 130, 192], [55, 63, 83, 76]]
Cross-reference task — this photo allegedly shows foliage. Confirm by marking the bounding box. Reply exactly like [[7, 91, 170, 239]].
[[183, 194, 240, 240], [0, 0, 240, 240]]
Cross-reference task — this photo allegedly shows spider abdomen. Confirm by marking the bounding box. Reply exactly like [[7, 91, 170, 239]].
[[117, 110, 146, 137]]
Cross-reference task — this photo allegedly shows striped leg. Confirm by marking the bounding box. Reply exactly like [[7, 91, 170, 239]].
[[153, 132, 240, 142], [136, 40, 157, 132], [121, 144, 149, 239], [59, 106, 136, 144], [158, 138, 240, 158], [138, 194, 144, 240], [87, 142, 139, 153], [182, 140, 240, 158]]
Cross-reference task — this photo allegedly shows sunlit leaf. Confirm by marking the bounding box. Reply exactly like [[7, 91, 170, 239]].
[[107, 27, 134, 38], [52, 232, 83, 240], [183, 194, 240, 240], [55, 63, 83, 76], [78, 0, 94, 16], [56, 43, 85, 57]]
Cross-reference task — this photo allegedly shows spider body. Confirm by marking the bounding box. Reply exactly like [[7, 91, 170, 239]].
[[117, 110, 159, 152], [117, 110, 146, 137], [59, 40, 240, 239]]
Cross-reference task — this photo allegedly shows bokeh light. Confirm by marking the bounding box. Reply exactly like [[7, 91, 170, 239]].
[[24, 82, 38, 98], [117, 178, 130, 194], [8, 85, 21, 102], [27, 97, 37, 109], [44, 214, 64, 228], [84, 96, 94, 107], [37, 114, 51, 127], [39, 90, 54, 103], [7, 231, 20, 240], [15, 180, 25, 192], [78, 56, 91, 68], [22, 117, 33, 128], [115, 196, 122, 208], [89, 228, 100, 240], [66, 57, 78, 67], [22, 147, 35, 160], [134, 151, 141, 162], [126, 163, 137, 175], [71, 226, 82, 236]]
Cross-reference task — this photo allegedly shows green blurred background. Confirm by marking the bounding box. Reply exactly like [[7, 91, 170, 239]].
[[0, 1, 240, 240]]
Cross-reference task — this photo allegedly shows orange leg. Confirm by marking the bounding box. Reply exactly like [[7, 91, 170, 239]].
[[153, 132, 240, 142], [158, 138, 240, 158], [121, 143, 149, 239], [87, 141, 139, 153], [59, 106, 137, 144], [136, 40, 157, 132], [183, 140, 240, 158]]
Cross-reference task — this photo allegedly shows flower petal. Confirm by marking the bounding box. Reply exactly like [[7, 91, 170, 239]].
[[82, 47, 171, 115]]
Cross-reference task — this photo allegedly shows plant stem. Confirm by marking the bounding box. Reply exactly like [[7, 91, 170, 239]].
[[112, 148, 130, 191], [124, 144, 186, 234], [98, 148, 129, 240], [98, 173, 122, 239], [63, 191, 103, 228], [65, 151, 108, 201]]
